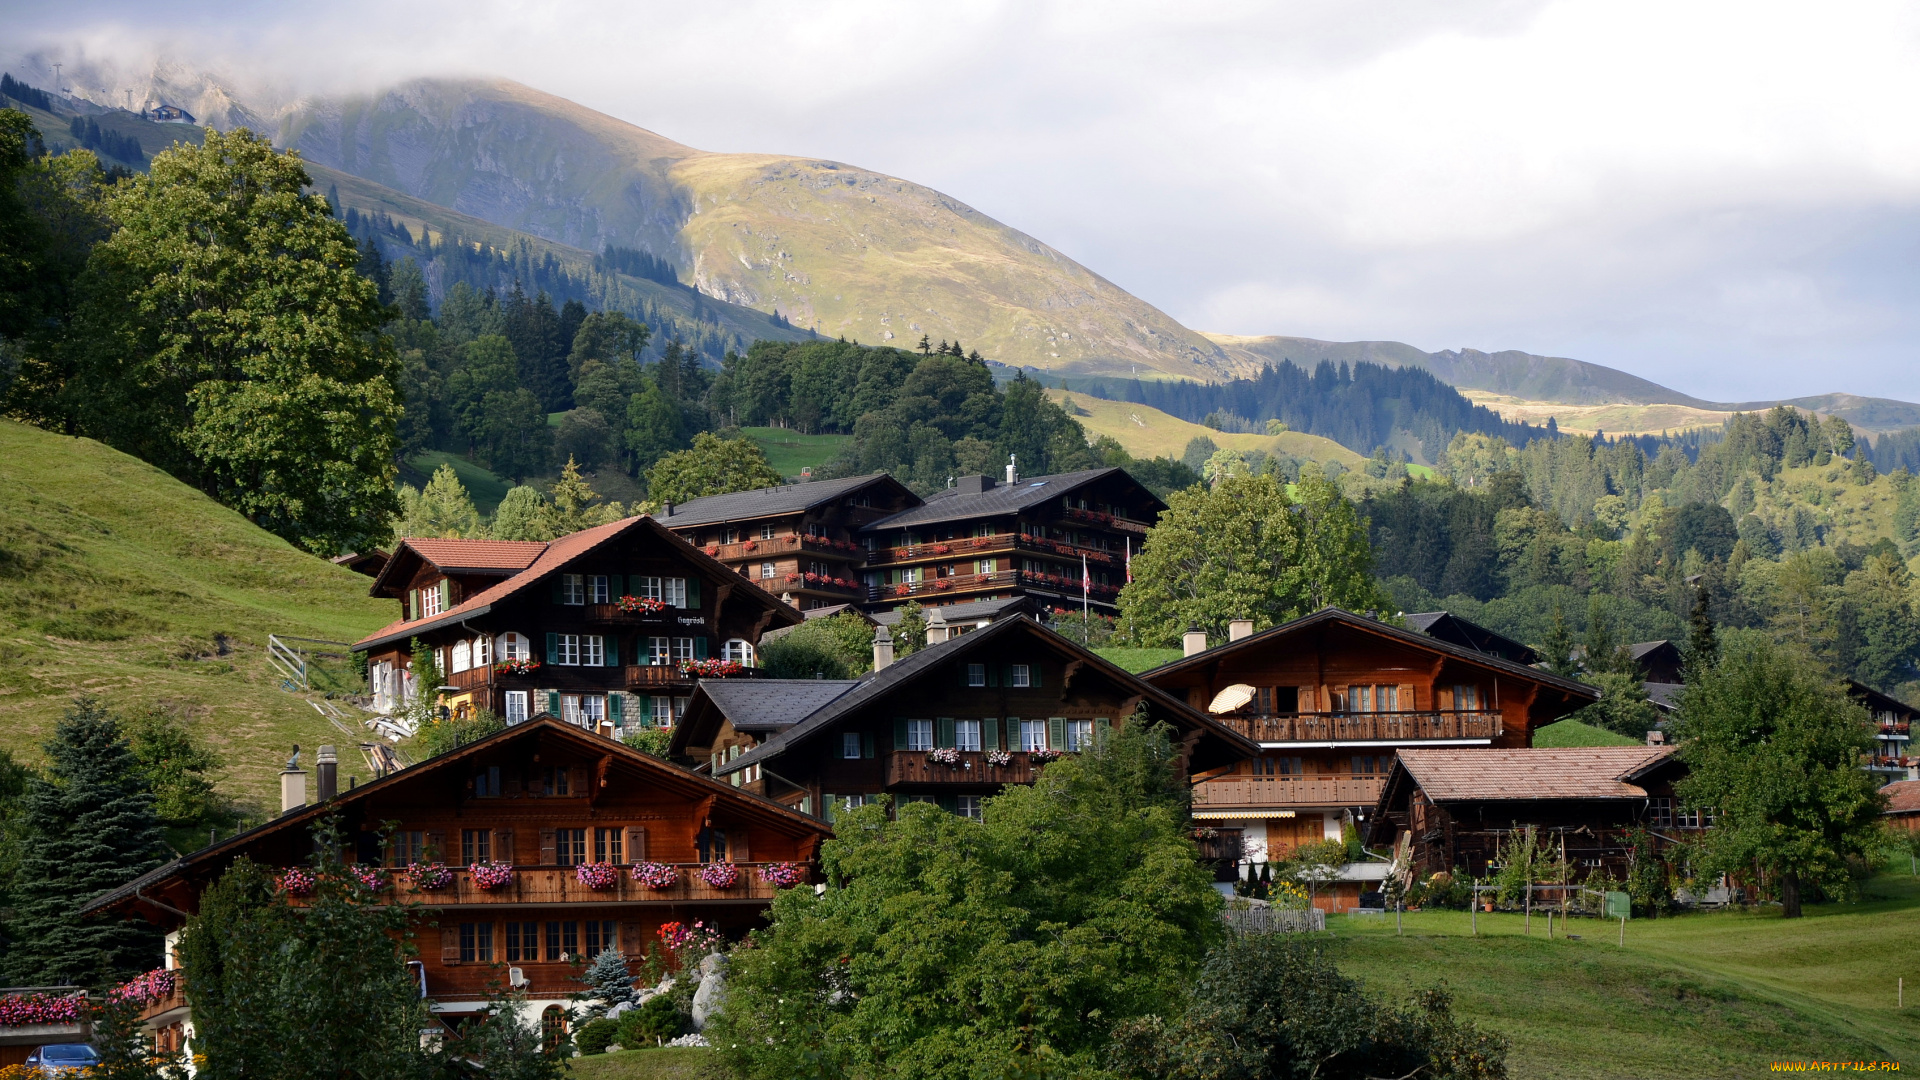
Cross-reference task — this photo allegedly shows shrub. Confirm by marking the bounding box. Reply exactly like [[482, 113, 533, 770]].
[[620, 727, 671, 758], [573, 1017, 617, 1055], [416, 709, 505, 758], [616, 994, 683, 1047]]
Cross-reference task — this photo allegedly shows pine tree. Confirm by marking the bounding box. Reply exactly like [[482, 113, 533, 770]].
[[547, 457, 605, 535], [577, 947, 637, 1016], [917, 334, 931, 355], [6, 698, 169, 985], [489, 485, 554, 542]]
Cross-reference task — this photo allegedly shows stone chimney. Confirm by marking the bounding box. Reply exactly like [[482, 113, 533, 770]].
[[1646, 730, 1668, 747], [1183, 625, 1209, 657], [316, 745, 338, 802], [925, 606, 951, 645], [1006, 455, 1019, 484], [280, 748, 308, 815], [1228, 618, 1255, 642], [873, 624, 895, 671]]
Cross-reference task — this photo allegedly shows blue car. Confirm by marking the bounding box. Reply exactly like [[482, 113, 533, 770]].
[[24, 1044, 100, 1075]]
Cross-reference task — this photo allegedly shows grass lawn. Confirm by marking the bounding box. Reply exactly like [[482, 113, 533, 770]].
[[401, 451, 516, 515], [1330, 873, 1920, 1078], [1095, 647, 1185, 673], [566, 1047, 711, 1079], [1531, 718, 1642, 747], [739, 427, 850, 478]]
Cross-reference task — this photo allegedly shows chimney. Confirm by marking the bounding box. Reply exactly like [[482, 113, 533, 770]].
[[1646, 730, 1668, 747], [662, 501, 674, 517], [873, 624, 895, 671], [1006, 455, 1019, 484], [1182, 625, 1209, 657], [280, 751, 308, 815], [956, 474, 995, 495], [316, 745, 338, 801], [1228, 618, 1254, 642], [925, 606, 951, 645]]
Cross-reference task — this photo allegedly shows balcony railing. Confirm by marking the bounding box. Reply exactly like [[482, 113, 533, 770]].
[[1193, 775, 1387, 808], [1216, 711, 1502, 744], [625, 665, 764, 688], [701, 535, 866, 564], [886, 750, 1041, 787], [138, 980, 190, 1024], [866, 534, 1124, 568], [446, 665, 493, 692], [869, 569, 1123, 603], [301, 864, 787, 907]]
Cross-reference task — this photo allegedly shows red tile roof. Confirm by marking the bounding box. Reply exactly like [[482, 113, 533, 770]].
[[1884, 780, 1920, 816], [1397, 746, 1676, 802], [401, 538, 548, 572]]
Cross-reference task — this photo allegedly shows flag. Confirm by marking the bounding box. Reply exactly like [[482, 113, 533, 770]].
[[1082, 554, 1091, 595], [1126, 537, 1132, 583]]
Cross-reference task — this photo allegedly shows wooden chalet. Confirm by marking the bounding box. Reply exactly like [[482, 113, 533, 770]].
[[356, 518, 800, 732], [657, 474, 919, 612], [1144, 608, 1598, 869], [858, 466, 1163, 617], [1884, 780, 1920, 833], [1366, 746, 1698, 881], [1850, 680, 1918, 783], [1402, 612, 1538, 665], [81, 718, 833, 1041], [672, 615, 1257, 823]]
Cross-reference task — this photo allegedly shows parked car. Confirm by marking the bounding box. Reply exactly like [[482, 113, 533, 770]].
[[24, 1044, 100, 1075]]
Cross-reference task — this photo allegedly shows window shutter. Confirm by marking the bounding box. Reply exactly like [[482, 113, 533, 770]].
[[695, 637, 709, 660], [620, 922, 645, 956], [1398, 684, 1415, 712], [441, 926, 461, 965], [893, 717, 909, 751], [609, 574, 624, 598], [936, 795, 958, 813], [426, 831, 446, 862], [988, 664, 999, 688], [636, 696, 655, 727], [729, 831, 749, 863], [687, 578, 702, 608], [1030, 664, 1042, 688], [1047, 717, 1066, 751], [1299, 686, 1316, 711], [1005, 718, 1021, 749], [1094, 717, 1111, 747], [494, 829, 515, 865], [539, 829, 557, 865], [862, 733, 875, 759], [936, 717, 956, 749], [959, 665, 971, 689], [1438, 687, 1453, 711], [552, 578, 564, 604], [545, 633, 559, 663], [545, 691, 560, 717], [438, 580, 451, 612], [608, 693, 623, 725], [605, 637, 619, 667], [982, 719, 999, 751], [625, 827, 648, 862], [408, 589, 420, 621]]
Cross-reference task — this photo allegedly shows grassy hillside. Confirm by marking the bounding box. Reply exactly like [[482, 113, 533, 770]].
[[1461, 391, 1735, 437], [0, 420, 394, 813], [1050, 389, 1365, 467], [738, 427, 850, 479], [1532, 718, 1641, 747]]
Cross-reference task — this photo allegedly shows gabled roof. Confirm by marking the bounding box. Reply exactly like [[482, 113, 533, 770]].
[[1403, 611, 1539, 665], [1145, 607, 1599, 705], [697, 679, 861, 733], [1392, 746, 1676, 802], [657, 474, 917, 527], [1883, 780, 1920, 816], [713, 615, 1257, 776], [1849, 680, 1919, 720], [872, 596, 1030, 626], [353, 516, 801, 652], [860, 467, 1164, 532], [368, 537, 547, 597], [80, 716, 833, 922]]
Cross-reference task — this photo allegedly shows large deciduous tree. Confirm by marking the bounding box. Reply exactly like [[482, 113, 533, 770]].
[[1119, 472, 1389, 647], [644, 430, 784, 504], [1674, 636, 1886, 917]]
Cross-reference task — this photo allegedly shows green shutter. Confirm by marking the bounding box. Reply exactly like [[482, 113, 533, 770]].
[[695, 637, 709, 660], [408, 589, 419, 621], [604, 636, 619, 666], [609, 574, 624, 598], [551, 578, 563, 604], [1029, 663, 1041, 688], [862, 733, 875, 759], [936, 795, 958, 814], [936, 717, 956, 749], [438, 580, 450, 612], [609, 693, 624, 726], [546, 633, 558, 663], [636, 696, 654, 727], [1048, 717, 1066, 751], [982, 718, 999, 751], [1006, 718, 1021, 750], [546, 691, 560, 716], [988, 663, 999, 688], [893, 717, 909, 751], [687, 578, 702, 608]]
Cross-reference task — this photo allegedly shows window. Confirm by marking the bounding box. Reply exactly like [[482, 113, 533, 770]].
[[562, 694, 605, 728], [1451, 684, 1480, 711], [505, 921, 539, 962], [1276, 756, 1304, 775], [723, 639, 755, 665], [541, 1005, 567, 1053], [543, 766, 572, 797], [1008, 664, 1031, 688], [696, 826, 728, 863], [462, 829, 492, 864], [390, 830, 426, 866], [760, 562, 776, 579], [1351, 755, 1385, 775], [505, 691, 529, 725], [562, 574, 586, 605], [555, 828, 587, 866], [421, 582, 444, 617], [1351, 685, 1372, 712], [589, 575, 610, 603], [473, 767, 501, 798], [459, 922, 493, 963], [955, 796, 982, 821], [1678, 806, 1715, 829], [594, 827, 623, 864], [474, 635, 490, 667], [1021, 719, 1048, 752], [499, 632, 529, 661], [967, 663, 987, 687], [977, 558, 996, 576], [649, 695, 676, 726], [760, 524, 776, 540], [673, 637, 695, 663], [554, 634, 603, 667], [907, 718, 934, 752], [955, 719, 982, 752], [585, 920, 618, 956], [1248, 756, 1278, 776], [451, 640, 472, 673], [545, 920, 580, 962], [1066, 719, 1094, 751], [722, 528, 740, 544], [843, 732, 863, 759], [1649, 798, 1674, 828]]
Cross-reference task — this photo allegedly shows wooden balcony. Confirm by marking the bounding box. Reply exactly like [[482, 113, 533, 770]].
[[866, 534, 1124, 568], [625, 665, 764, 688], [320, 864, 786, 907], [446, 665, 493, 692], [1216, 711, 1502, 744], [885, 750, 1040, 787], [137, 980, 190, 1024], [868, 569, 1122, 604], [702, 535, 866, 564], [583, 603, 694, 626], [1193, 775, 1387, 809]]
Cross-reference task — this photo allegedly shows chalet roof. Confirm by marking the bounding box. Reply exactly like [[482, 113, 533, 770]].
[[1849, 680, 1918, 720], [1403, 611, 1538, 665], [1629, 640, 1679, 662], [1883, 780, 1920, 816], [1645, 682, 1684, 713], [1146, 607, 1599, 703], [699, 679, 861, 732], [1394, 746, 1676, 802], [860, 467, 1163, 532], [79, 716, 833, 922], [657, 474, 915, 527], [872, 596, 1030, 626], [714, 615, 1256, 777], [353, 516, 801, 652], [367, 537, 547, 597]]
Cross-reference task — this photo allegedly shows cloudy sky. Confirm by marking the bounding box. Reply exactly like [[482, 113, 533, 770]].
[[9, 0, 1920, 402]]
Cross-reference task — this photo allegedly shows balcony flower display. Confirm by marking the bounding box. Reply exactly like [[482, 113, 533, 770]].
[[679, 658, 745, 678], [928, 747, 961, 765], [631, 861, 680, 890], [1029, 749, 1064, 765], [893, 584, 913, 597], [575, 862, 620, 890], [350, 864, 389, 892], [109, 968, 176, 1006], [0, 991, 84, 1026], [616, 595, 669, 614], [470, 860, 516, 890], [277, 867, 317, 897], [761, 862, 809, 888], [410, 862, 454, 890], [985, 749, 1012, 766], [931, 544, 952, 554], [494, 658, 541, 676], [699, 862, 742, 889], [932, 579, 952, 591]]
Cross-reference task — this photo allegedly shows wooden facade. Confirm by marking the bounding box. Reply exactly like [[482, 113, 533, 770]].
[[1144, 608, 1598, 868], [356, 517, 800, 733], [83, 719, 833, 1027]]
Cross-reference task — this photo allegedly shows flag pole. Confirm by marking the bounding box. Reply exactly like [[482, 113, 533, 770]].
[[1081, 553, 1090, 643]]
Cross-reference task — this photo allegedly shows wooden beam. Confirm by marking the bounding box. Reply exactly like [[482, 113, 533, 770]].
[[589, 753, 613, 806]]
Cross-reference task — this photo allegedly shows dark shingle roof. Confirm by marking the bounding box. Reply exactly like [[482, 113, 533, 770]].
[[658, 474, 909, 527], [872, 596, 1030, 625], [1404, 611, 1539, 665], [860, 468, 1149, 532], [700, 679, 861, 731]]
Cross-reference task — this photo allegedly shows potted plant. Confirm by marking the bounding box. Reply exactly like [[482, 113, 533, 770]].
[[350, 864, 390, 892], [700, 863, 742, 889], [631, 862, 679, 890], [278, 867, 318, 897], [616, 595, 669, 614], [469, 860, 515, 891], [761, 862, 809, 888], [985, 749, 1012, 766], [928, 747, 961, 765], [410, 862, 454, 890], [575, 862, 619, 891]]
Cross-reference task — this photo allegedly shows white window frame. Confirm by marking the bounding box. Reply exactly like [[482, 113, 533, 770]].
[[1021, 719, 1047, 752], [581, 635, 604, 666], [955, 795, 982, 821], [666, 577, 688, 608], [420, 583, 444, 617], [723, 639, 755, 666], [562, 574, 586, 605], [580, 695, 605, 727], [504, 691, 529, 725], [955, 719, 982, 752], [672, 637, 695, 663], [556, 635, 582, 666], [649, 637, 672, 666], [588, 575, 610, 604], [1008, 664, 1031, 688], [760, 523, 775, 540], [474, 635, 491, 667], [843, 732, 862, 760], [450, 641, 472, 673], [907, 719, 935, 752], [651, 695, 676, 726], [967, 664, 987, 688], [977, 558, 996, 576], [498, 632, 528, 661], [760, 562, 776, 579], [561, 695, 582, 726], [1066, 719, 1094, 752]]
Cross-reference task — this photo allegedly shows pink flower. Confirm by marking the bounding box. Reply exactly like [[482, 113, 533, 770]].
[[700, 863, 742, 889], [469, 861, 515, 890], [761, 862, 809, 888], [575, 862, 619, 890], [631, 862, 679, 889]]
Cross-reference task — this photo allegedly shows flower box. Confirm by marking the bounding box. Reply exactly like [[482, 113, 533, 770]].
[[928, 747, 961, 765], [411, 862, 454, 890], [700, 863, 742, 889], [631, 862, 679, 890], [494, 659, 541, 676], [679, 658, 745, 678], [278, 867, 317, 897], [470, 861, 515, 890], [110, 968, 176, 1006], [351, 864, 389, 892], [1030, 749, 1064, 765], [575, 862, 619, 890], [616, 595, 670, 614], [0, 992, 85, 1026], [761, 862, 809, 888], [985, 750, 1012, 766]]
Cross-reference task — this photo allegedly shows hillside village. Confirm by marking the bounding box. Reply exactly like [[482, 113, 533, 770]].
[[1, 64, 1919, 1080]]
